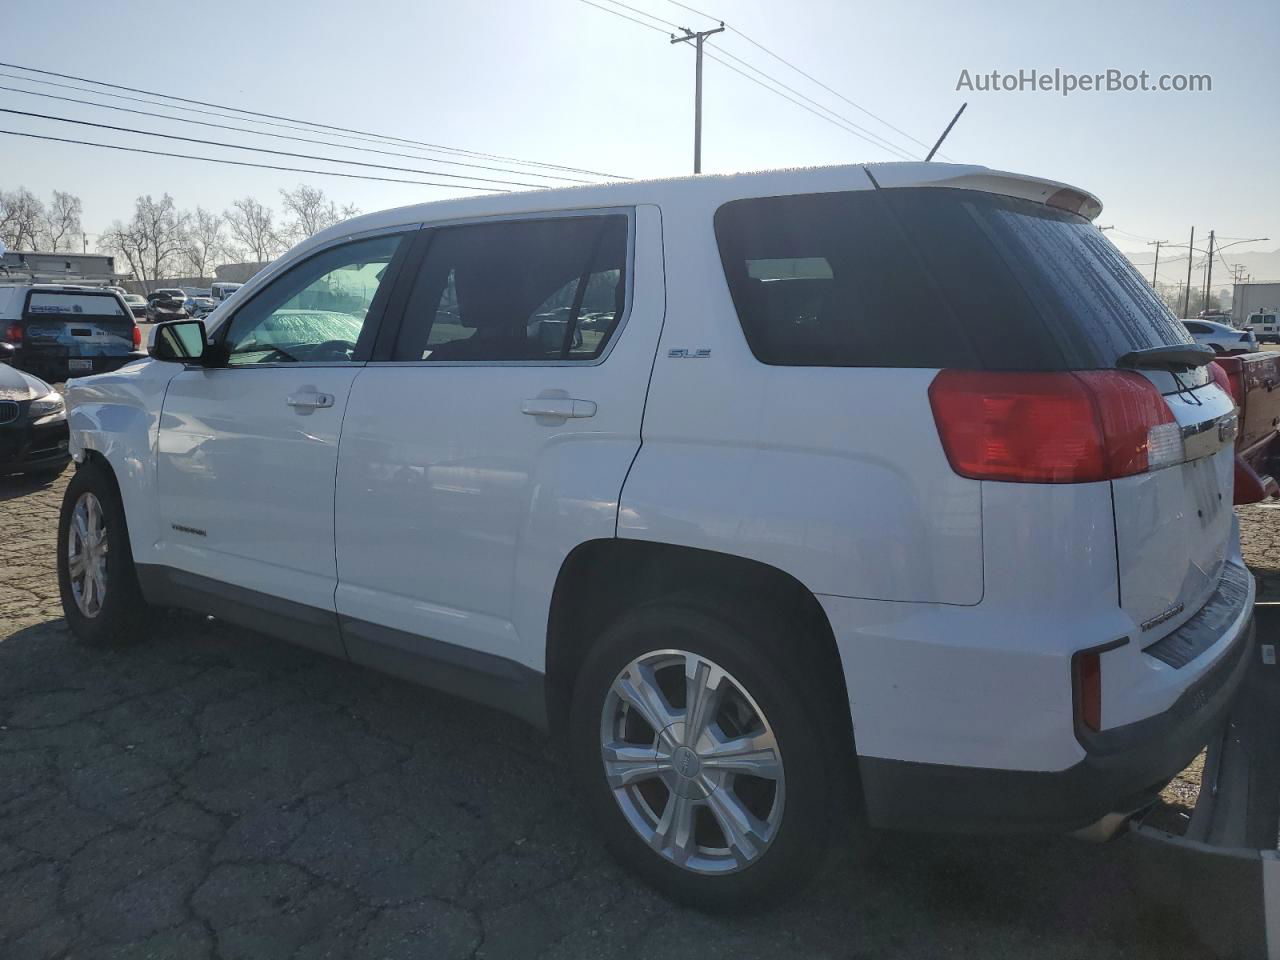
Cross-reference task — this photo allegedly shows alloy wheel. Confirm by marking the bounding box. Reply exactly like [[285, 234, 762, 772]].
[[67, 491, 108, 618], [599, 649, 785, 875]]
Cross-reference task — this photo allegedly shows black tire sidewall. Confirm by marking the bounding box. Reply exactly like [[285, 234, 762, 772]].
[[56, 461, 147, 646], [569, 599, 840, 911]]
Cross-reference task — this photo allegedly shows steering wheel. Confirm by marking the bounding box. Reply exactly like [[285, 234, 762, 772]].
[[310, 339, 358, 361]]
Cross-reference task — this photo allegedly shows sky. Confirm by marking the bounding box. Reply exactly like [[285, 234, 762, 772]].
[[2, 0, 1277, 284]]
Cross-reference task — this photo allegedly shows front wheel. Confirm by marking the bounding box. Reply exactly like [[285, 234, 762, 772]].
[[569, 598, 850, 910], [56, 460, 152, 646]]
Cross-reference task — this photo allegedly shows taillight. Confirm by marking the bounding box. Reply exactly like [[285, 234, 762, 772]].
[[1074, 650, 1103, 732], [4, 323, 20, 343], [132, 325, 142, 348], [1211, 357, 1244, 407], [929, 370, 1181, 483]]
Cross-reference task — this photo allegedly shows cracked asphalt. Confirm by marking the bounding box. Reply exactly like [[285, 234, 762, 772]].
[[2, 467, 1277, 959]]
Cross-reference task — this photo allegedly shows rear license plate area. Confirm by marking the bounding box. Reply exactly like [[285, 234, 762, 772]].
[[68, 359, 93, 372]]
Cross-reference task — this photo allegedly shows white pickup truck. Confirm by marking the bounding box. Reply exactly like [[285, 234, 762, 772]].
[[57, 162, 1257, 908]]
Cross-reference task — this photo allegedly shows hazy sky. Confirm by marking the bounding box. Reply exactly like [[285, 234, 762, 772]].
[[3, 0, 1276, 283]]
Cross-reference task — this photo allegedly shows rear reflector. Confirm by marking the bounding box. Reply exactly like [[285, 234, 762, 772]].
[[1074, 651, 1102, 732], [929, 370, 1180, 483]]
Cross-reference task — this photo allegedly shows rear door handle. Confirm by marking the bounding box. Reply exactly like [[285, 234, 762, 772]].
[[286, 391, 335, 409], [521, 398, 596, 419]]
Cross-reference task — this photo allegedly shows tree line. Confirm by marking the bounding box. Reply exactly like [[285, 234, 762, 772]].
[[0, 185, 360, 287]]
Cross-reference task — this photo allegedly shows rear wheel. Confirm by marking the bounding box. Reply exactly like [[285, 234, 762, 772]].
[[569, 597, 849, 910], [57, 460, 152, 646]]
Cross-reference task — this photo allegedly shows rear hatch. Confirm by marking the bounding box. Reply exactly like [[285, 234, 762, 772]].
[[20, 289, 137, 372], [877, 185, 1236, 642]]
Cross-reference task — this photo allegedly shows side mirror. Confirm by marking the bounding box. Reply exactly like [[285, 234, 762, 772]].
[[0, 342, 14, 365], [149, 319, 208, 363]]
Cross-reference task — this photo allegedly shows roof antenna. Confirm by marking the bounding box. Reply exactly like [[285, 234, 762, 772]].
[[925, 102, 967, 161]]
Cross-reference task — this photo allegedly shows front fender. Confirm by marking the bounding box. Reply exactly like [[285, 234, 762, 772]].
[[66, 359, 179, 564]]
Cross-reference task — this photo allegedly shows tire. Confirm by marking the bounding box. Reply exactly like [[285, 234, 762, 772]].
[[56, 459, 152, 646], [569, 595, 851, 911]]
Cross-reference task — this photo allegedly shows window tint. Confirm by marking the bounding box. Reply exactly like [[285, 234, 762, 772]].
[[392, 215, 628, 362], [1183, 322, 1209, 334], [715, 188, 1192, 370], [25, 291, 127, 319], [222, 233, 404, 365]]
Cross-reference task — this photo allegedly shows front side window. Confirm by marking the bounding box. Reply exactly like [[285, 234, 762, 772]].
[[222, 233, 405, 365], [392, 214, 628, 362]]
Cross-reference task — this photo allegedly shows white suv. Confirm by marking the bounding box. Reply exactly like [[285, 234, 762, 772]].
[[56, 163, 1254, 909]]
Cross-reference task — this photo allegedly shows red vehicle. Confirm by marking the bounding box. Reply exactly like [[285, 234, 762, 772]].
[[1213, 352, 1280, 501]]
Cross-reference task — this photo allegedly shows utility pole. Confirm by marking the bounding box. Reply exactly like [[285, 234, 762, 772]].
[[1147, 239, 1168, 287], [1182, 226, 1195, 318], [1203, 229, 1216, 313], [671, 23, 725, 174]]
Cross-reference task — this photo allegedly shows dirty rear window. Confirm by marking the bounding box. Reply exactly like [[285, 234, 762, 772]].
[[24, 291, 128, 319], [714, 187, 1192, 370]]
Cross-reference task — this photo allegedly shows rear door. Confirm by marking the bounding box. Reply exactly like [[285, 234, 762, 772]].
[[333, 207, 666, 673]]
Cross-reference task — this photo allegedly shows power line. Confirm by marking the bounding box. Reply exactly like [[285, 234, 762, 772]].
[[0, 107, 559, 190], [0, 80, 595, 184], [664, 0, 940, 157], [702, 49, 915, 160], [0, 60, 627, 180], [706, 44, 921, 159], [598, 0, 683, 30], [0, 128, 508, 192], [578, 0, 916, 160]]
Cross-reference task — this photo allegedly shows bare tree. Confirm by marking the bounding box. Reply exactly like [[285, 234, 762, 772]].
[[183, 207, 225, 281], [0, 187, 46, 250], [39, 190, 84, 251], [99, 194, 188, 290], [279, 184, 360, 244], [226, 197, 282, 263]]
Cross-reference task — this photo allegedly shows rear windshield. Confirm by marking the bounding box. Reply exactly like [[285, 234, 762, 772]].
[[24, 291, 128, 319], [714, 187, 1192, 371]]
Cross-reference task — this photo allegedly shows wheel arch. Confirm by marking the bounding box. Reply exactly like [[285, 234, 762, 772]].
[[544, 538, 852, 743]]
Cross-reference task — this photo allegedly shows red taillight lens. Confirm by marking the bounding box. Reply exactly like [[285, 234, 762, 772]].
[[1210, 357, 1243, 407], [929, 369, 1179, 483], [132, 325, 142, 347], [1074, 651, 1102, 732], [3, 323, 21, 343]]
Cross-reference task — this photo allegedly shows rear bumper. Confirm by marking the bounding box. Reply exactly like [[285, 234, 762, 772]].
[[853, 562, 1257, 835], [14, 349, 146, 381]]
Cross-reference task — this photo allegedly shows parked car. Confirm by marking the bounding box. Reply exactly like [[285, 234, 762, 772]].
[[185, 296, 217, 318], [210, 281, 243, 302], [122, 293, 148, 319], [0, 342, 69, 475], [1213, 351, 1280, 501], [1182, 318, 1257, 354], [144, 289, 189, 323], [0, 282, 143, 380], [58, 163, 1255, 909], [1247, 310, 1278, 344]]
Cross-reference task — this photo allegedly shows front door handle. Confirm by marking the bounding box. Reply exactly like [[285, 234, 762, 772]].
[[286, 391, 335, 410], [521, 398, 596, 419]]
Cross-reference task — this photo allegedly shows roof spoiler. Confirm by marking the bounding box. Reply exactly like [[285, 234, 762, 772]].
[[862, 163, 1104, 221], [1116, 344, 1216, 371]]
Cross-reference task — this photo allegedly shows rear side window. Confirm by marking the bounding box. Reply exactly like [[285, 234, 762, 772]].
[[392, 214, 628, 362], [24, 291, 127, 319], [714, 188, 1191, 370]]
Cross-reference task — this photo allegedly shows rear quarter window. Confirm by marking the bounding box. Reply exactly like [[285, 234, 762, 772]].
[[714, 188, 1192, 371]]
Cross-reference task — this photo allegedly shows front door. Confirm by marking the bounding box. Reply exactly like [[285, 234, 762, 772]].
[[334, 207, 665, 673], [155, 231, 412, 655]]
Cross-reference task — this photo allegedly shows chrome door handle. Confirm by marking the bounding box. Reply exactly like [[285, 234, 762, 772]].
[[521, 398, 596, 419], [286, 391, 334, 409]]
